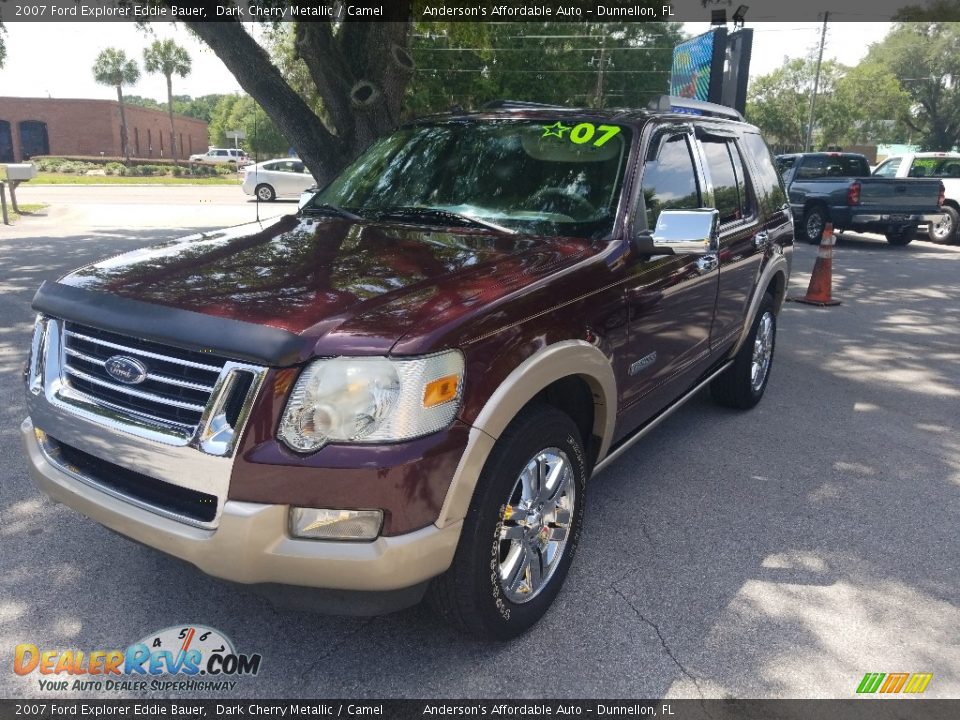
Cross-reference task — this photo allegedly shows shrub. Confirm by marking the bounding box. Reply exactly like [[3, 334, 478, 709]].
[[104, 162, 125, 176]]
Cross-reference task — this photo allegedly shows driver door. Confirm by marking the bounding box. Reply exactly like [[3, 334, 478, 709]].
[[617, 125, 719, 434]]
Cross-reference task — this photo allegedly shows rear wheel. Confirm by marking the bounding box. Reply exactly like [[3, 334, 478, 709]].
[[927, 206, 959, 243], [802, 205, 828, 244], [885, 228, 914, 246], [255, 184, 276, 202], [429, 405, 587, 640], [711, 293, 777, 410]]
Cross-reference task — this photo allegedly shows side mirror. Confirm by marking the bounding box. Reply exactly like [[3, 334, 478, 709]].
[[649, 209, 720, 255]]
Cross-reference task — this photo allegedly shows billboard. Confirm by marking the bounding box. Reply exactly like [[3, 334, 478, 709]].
[[669, 29, 726, 103], [720, 29, 754, 115]]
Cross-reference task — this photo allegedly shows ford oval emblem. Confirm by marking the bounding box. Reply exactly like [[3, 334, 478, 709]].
[[104, 355, 149, 385]]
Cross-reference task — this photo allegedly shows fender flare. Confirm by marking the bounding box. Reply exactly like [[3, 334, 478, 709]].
[[729, 254, 789, 358], [434, 340, 617, 529]]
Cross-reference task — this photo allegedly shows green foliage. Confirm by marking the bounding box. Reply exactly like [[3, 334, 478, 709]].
[[171, 94, 223, 123], [124, 95, 165, 111], [208, 94, 288, 159], [405, 22, 684, 116], [0, 22, 6, 69], [143, 38, 191, 81], [747, 57, 841, 150], [104, 162, 125, 176], [866, 23, 960, 150], [747, 56, 910, 151], [92, 48, 140, 89]]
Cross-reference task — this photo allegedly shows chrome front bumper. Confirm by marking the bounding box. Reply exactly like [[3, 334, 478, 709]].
[[22, 418, 461, 591], [23, 314, 461, 591]]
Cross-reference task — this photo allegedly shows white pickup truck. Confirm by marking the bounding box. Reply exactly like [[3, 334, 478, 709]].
[[873, 152, 960, 243]]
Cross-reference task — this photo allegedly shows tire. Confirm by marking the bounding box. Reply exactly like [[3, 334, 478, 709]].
[[428, 405, 587, 640], [801, 205, 828, 244], [255, 184, 276, 202], [927, 206, 959, 244], [885, 228, 914, 246], [711, 293, 777, 410]]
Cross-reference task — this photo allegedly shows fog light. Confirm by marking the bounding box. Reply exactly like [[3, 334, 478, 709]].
[[289, 508, 383, 541]]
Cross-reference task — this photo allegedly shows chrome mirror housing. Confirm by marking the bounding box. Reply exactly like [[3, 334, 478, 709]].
[[652, 209, 720, 255]]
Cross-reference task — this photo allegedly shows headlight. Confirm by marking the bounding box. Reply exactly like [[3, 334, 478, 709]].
[[278, 351, 464, 452]]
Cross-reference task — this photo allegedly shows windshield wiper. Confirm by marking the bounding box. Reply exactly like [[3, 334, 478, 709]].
[[302, 202, 362, 221], [373, 206, 516, 234]]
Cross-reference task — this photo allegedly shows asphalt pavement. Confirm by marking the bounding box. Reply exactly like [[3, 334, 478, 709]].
[[0, 187, 957, 699]]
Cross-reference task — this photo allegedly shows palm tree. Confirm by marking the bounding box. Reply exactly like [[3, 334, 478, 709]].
[[92, 48, 140, 162], [143, 39, 192, 165]]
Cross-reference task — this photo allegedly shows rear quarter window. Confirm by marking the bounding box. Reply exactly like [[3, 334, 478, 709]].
[[742, 133, 787, 213]]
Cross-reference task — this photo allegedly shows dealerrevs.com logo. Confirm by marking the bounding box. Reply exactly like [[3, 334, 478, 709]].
[[14, 625, 262, 693]]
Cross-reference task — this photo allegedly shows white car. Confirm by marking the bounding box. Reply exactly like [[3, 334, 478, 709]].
[[190, 148, 250, 166], [874, 152, 960, 243], [242, 159, 316, 202]]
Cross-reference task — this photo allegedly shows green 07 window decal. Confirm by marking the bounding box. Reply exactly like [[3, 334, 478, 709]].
[[541, 121, 622, 147]]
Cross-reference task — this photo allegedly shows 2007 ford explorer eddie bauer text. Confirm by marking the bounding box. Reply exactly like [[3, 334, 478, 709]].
[[21, 97, 792, 640]]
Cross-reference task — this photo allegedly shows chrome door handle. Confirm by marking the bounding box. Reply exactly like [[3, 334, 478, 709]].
[[696, 254, 719, 274], [753, 231, 770, 249]]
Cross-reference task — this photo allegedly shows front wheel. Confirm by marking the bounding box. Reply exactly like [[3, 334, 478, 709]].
[[885, 228, 914, 246], [928, 206, 959, 243], [429, 405, 587, 640], [711, 293, 777, 410]]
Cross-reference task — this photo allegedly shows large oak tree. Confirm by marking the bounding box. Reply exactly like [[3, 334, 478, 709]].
[[182, 7, 415, 187]]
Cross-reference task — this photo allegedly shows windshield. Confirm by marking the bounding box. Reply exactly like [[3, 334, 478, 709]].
[[307, 119, 632, 238]]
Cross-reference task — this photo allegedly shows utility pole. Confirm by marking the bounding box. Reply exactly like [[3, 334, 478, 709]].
[[589, 43, 613, 109], [804, 12, 829, 152]]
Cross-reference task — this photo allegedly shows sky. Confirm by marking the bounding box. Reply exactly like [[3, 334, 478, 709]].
[[0, 21, 894, 103]]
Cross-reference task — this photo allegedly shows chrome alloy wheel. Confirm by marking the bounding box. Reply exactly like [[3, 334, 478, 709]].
[[497, 448, 576, 604], [751, 311, 775, 392], [806, 212, 824, 242], [931, 212, 954, 241]]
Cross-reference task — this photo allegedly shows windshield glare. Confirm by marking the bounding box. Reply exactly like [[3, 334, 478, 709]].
[[310, 120, 631, 238]]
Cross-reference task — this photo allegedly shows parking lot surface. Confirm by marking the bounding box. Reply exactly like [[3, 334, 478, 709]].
[[1, 188, 958, 699]]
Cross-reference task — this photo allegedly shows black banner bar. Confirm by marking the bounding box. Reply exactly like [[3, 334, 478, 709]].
[[0, 700, 958, 720], [0, 0, 947, 23]]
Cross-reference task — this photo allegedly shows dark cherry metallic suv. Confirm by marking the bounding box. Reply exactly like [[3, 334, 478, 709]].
[[22, 97, 792, 639]]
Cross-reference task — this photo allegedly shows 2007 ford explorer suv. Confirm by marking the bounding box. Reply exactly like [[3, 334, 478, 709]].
[[778, 152, 944, 245], [22, 97, 793, 640]]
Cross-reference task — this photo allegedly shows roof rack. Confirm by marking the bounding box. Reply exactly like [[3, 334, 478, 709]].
[[481, 100, 569, 110], [648, 95, 744, 122]]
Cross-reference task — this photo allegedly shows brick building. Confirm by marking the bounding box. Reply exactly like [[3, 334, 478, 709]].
[[0, 97, 209, 163]]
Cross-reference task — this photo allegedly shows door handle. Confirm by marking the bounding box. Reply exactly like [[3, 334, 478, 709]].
[[696, 254, 719, 274], [753, 231, 770, 250]]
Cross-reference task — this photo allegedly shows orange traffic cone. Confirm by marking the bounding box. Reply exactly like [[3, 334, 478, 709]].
[[790, 222, 841, 306]]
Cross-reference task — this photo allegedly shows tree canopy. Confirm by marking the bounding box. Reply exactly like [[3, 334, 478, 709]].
[[180, 14, 683, 185], [866, 22, 960, 150]]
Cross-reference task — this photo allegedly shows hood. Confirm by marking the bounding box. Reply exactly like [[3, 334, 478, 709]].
[[58, 214, 596, 355]]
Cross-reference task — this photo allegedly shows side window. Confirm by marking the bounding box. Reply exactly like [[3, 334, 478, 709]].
[[742, 133, 787, 212], [908, 158, 936, 177], [873, 159, 899, 177], [639, 133, 701, 230], [701, 138, 747, 225]]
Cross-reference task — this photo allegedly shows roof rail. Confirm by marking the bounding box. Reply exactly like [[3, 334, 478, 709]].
[[648, 95, 745, 122], [482, 100, 568, 110]]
